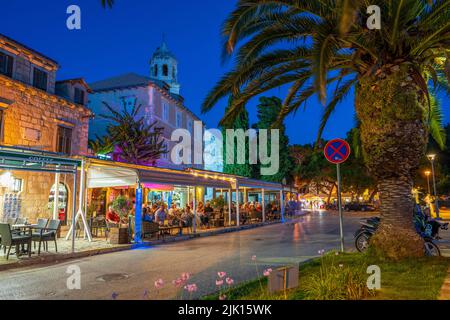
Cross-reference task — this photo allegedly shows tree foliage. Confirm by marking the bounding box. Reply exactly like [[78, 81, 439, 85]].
[[89, 101, 168, 165]]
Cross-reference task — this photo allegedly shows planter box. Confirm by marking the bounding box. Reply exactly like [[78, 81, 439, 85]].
[[108, 227, 129, 245]]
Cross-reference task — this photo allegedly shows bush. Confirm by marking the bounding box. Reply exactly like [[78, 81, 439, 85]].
[[304, 253, 374, 300]]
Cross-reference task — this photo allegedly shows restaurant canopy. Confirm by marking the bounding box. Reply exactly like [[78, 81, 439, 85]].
[[85, 158, 234, 189], [0, 145, 80, 174]]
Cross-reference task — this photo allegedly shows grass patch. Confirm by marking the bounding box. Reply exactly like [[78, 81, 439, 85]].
[[203, 253, 450, 300]]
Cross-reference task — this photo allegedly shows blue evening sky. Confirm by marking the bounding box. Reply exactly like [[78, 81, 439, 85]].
[[1, 0, 448, 145]]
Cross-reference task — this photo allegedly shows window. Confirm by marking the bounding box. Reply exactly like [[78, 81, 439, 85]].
[[154, 65, 158, 77], [74, 88, 85, 105], [172, 67, 176, 79], [0, 110, 4, 142], [161, 141, 169, 160], [12, 178, 22, 193], [176, 110, 182, 128], [33, 67, 48, 91], [56, 126, 73, 155], [163, 64, 168, 77], [162, 102, 169, 122], [0, 52, 13, 77], [187, 118, 193, 134]]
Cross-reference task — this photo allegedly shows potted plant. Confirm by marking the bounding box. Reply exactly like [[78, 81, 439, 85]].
[[109, 196, 133, 244]]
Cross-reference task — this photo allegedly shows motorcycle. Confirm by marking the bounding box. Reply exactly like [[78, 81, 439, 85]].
[[354, 215, 448, 256]]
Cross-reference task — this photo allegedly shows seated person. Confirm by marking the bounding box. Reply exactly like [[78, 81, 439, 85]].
[[155, 204, 167, 225], [143, 207, 155, 223], [202, 201, 214, 228], [106, 206, 120, 225], [181, 205, 193, 227]]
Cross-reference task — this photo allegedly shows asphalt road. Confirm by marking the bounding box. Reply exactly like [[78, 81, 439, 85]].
[[0, 211, 445, 300]]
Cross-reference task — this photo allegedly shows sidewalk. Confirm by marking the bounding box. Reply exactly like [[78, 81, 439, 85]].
[[0, 213, 309, 272]]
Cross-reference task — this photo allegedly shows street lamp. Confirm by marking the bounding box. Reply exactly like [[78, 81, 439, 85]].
[[424, 170, 431, 195], [427, 154, 440, 219]]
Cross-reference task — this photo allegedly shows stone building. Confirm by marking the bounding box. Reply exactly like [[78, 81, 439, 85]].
[[88, 40, 203, 170], [0, 33, 91, 224]]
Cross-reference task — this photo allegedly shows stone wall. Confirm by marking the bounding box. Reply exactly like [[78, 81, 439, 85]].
[[0, 75, 90, 155], [0, 74, 90, 223]]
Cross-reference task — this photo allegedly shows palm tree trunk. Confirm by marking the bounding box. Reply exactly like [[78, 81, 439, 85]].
[[355, 66, 428, 259]]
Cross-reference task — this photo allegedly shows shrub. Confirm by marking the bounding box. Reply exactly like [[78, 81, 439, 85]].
[[304, 253, 374, 300]]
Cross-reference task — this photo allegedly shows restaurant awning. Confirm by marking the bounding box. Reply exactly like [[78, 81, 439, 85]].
[[138, 169, 232, 189], [237, 177, 283, 191], [85, 158, 233, 189], [0, 145, 79, 174], [87, 165, 138, 188]]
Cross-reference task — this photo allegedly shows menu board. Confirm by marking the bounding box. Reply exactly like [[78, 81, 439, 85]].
[[1, 193, 22, 221]]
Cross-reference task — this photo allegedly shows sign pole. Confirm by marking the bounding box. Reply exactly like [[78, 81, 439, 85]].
[[336, 163, 345, 252]]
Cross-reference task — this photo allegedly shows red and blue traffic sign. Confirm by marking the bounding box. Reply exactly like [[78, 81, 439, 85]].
[[324, 139, 351, 164]]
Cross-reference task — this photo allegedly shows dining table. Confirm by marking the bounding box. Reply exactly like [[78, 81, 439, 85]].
[[11, 224, 42, 255]]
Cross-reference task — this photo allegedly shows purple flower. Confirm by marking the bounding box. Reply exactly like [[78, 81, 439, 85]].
[[111, 292, 119, 300]]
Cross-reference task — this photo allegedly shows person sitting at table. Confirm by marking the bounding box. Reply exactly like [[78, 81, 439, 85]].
[[106, 206, 120, 225], [143, 207, 154, 223], [155, 204, 167, 225], [168, 203, 178, 218], [180, 205, 192, 225], [203, 201, 214, 228]]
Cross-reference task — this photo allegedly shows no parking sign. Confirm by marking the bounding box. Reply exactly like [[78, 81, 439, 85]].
[[324, 139, 351, 253], [324, 139, 351, 164]]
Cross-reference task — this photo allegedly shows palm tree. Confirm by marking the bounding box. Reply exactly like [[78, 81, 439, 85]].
[[91, 101, 168, 165], [101, 0, 114, 8], [203, 0, 449, 259]]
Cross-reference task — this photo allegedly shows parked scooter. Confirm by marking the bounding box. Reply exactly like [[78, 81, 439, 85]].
[[354, 214, 448, 256]]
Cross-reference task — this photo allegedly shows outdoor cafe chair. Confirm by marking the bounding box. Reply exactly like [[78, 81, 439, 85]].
[[15, 217, 27, 225], [6, 218, 17, 226], [0, 223, 32, 260], [32, 219, 60, 255]]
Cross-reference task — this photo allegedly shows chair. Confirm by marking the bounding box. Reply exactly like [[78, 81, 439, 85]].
[[32, 219, 60, 254], [142, 221, 160, 239], [15, 217, 27, 225], [6, 218, 17, 226], [0, 223, 32, 260]]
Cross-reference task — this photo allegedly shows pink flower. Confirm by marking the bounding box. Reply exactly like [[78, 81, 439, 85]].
[[217, 272, 227, 278], [216, 279, 224, 286], [263, 268, 273, 277], [251, 255, 257, 261], [181, 272, 191, 281], [172, 278, 184, 287], [219, 294, 227, 300], [184, 284, 198, 292], [154, 279, 164, 290], [226, 277, 234, 285]]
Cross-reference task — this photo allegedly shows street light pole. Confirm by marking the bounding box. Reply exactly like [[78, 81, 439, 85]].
[[427, 154, 440, 219], [424, 171, 431, 195]]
